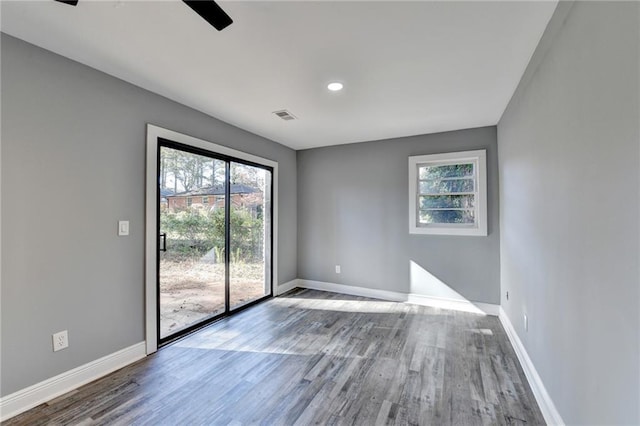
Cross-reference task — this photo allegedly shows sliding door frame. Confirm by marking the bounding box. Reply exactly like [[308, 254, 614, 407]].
[[145, 124, 278, 354]]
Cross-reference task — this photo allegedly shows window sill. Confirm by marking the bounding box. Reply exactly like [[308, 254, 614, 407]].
[[410, 225, 487, 236]]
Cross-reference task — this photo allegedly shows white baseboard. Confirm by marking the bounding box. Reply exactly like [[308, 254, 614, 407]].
[[0, 342, 146, 422], [298, 279, 407, 302], [276, 279, 299, 296], [407, 293, 500, 315], [296, 279, 499, 316], [498, 308, 564, 425]]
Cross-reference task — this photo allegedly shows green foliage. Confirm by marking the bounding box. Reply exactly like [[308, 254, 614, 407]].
[[419, 163, 473, 179], [231, 247, 243, 264], [160, 147, 221, 192], [213, 246, 225, 264], [160, 208, 263, 263], [420, 209, 475, 224], [420, 195, 474, 209], [418, 162, 476, 224]]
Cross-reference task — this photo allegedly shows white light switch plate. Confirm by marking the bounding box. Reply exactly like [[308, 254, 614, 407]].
[[118, 220, 129, 236]]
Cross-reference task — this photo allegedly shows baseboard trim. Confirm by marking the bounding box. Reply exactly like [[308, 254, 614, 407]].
[[276, 279, 299, 296], [0, 342, 146, 422], [498, 308, 564, 425], [296, 279, 499, 316], [298, 279, 407, 302], [407, 293, 500, 316]]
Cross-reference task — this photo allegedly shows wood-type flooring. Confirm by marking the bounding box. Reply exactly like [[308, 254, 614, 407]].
[[4, 289, 545, 425]]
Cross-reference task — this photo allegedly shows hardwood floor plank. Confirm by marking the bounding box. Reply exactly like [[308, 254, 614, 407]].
[[373, 399, 393, 426], [3, 289, 545, 425]]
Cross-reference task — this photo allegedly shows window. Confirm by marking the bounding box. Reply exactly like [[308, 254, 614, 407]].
[[186, 197, 193, 207], [409, 150, 487, 236], [202, 196, 209, 205]]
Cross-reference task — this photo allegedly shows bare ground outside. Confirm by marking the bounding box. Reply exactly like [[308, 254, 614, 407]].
[[159, 260, 266, 339]]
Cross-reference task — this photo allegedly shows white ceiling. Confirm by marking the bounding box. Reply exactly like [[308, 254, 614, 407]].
[[1, 0, 557, 150]]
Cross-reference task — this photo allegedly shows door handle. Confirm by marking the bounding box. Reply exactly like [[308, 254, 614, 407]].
[[159, 232, 167, 252]]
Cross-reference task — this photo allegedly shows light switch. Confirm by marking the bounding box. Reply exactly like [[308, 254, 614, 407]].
[[118, 220, 129, 236]]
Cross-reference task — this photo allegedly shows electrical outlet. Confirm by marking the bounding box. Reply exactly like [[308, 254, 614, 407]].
[[524, 314, 528, 332], [335, 265, 341, 274], [52, 330, 69, 352]]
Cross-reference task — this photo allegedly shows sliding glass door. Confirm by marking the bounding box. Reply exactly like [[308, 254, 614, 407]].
[[229, 162, 272, 309], [157, 141, 272, 343]]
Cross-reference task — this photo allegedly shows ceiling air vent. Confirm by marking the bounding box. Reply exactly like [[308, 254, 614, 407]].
[[273, 110, 297, 121]]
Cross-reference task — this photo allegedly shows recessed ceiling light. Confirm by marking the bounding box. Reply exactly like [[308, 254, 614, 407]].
[[327, 82, 344, 92]]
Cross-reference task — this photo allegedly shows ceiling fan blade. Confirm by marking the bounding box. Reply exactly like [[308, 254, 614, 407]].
[[183, 0, 233, 31], [54, 0, 79, 5]]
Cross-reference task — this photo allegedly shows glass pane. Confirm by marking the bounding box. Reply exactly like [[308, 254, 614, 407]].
[[420, 195, 475, 209], [419, 178, 474, 194], [159, 146, 226, 340], [420, 209, 475, 224], [419, 163, 473, 179], [229, 162, 271, 310]]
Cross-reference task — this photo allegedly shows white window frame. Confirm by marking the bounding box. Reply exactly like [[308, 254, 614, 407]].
[[408, 149, 487, 236]]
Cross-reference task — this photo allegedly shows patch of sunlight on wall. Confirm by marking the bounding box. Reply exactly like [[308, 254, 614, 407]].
[[409, 260, 488, 315], [409, 260, 467, 299]]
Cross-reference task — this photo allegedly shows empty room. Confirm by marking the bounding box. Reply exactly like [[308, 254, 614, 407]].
[[1, 1, 638, 425]]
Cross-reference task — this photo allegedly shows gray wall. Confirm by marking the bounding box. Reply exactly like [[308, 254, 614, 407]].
[[0, 34, 297, 396], [297, 127, 500, 304], [497, 2, 639, 424]]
